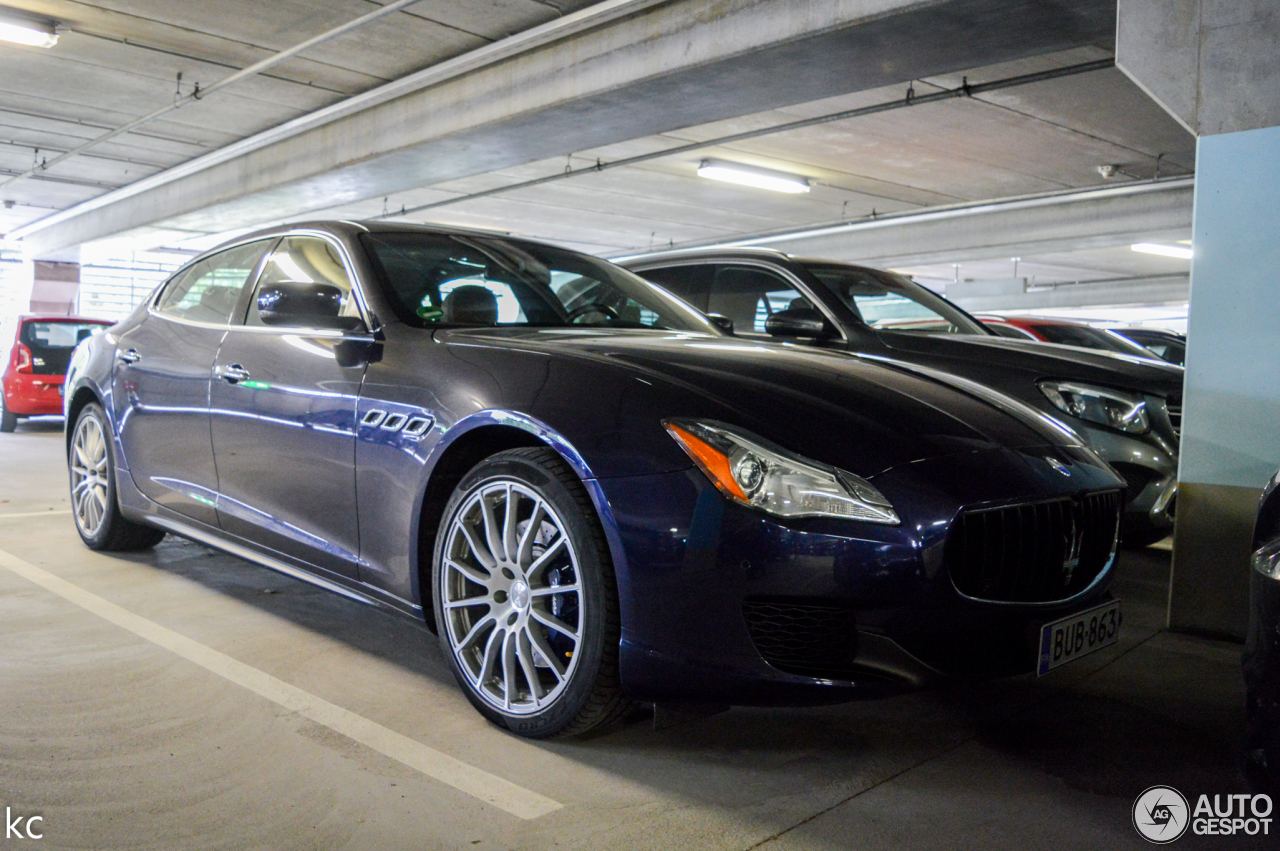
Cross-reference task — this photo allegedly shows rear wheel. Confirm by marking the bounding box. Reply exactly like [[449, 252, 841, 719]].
[[0, 395, 16, 432], [69, 403, 165, 551], [433, 447, 632, 738]]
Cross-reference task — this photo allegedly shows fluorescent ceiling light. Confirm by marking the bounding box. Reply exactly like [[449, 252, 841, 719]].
[[1131, 242, 1193, 260], [697, 159, 810, 194], [0, 18, 58, 48]]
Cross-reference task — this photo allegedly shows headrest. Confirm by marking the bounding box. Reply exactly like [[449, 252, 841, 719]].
[[442, 285, 499, 324]]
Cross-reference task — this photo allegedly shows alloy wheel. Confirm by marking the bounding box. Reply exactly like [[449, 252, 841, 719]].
[[441, 480, 584, 715], [70, 413, 110, 537]]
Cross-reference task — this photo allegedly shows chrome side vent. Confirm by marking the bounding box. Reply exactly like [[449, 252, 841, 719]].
[[360, 409, 433, 439], [402, 416, 432, 437]]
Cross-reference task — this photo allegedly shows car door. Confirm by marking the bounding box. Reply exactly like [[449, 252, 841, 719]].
[[208, 234, 368, 577], [113, 239, 273, 527]]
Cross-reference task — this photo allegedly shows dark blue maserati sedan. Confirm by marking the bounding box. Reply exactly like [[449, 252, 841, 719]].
[[65, 221, 1125, 737]]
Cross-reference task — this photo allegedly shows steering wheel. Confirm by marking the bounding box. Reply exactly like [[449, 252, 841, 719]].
[[565, 302, 621, 324]]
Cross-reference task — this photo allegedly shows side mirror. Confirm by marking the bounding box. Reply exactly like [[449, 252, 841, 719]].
[[765, 307, 834, 338], [705, 313, 734, 335], [257, 282, 363, 332]]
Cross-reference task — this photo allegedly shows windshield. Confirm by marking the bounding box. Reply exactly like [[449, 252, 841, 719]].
[[362, 232, 718, 333], [803, 264, 987, 335]]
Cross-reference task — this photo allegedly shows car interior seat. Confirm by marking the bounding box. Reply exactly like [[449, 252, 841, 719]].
[[442, 285, 499, 324]]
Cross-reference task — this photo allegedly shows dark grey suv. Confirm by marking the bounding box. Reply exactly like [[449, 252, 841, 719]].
[[620, 248, 1183, 546]]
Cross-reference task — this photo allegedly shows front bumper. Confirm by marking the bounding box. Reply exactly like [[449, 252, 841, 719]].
[[1, 372, 66, 416], [601, 445, 1122, 705]]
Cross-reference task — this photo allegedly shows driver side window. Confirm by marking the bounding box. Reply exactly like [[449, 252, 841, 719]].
[[245, 237, 360, 326], [710, 265, 820, 337]]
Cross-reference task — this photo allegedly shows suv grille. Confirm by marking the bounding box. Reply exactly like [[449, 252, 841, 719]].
[[1165, 395, 1181, 437], [946, 491, 1120, 603], [742, 599, 857, 678], [1111, 462, 1156, 505]]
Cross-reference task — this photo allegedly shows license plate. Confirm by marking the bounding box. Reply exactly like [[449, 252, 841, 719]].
[[1037, 600, 1120, 675]]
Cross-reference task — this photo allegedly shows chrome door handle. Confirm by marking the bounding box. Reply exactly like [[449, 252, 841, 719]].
[[216, 364, 250, 384], [116, 349, 140, 364]]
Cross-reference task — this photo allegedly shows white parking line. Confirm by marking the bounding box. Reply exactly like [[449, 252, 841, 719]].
[[0, 546, 563, 820], [0, 510, 72, 519]]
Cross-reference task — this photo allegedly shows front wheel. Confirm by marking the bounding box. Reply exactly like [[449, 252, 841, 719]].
[[433, 447, 632, 738], [69, 403, 166, 551]]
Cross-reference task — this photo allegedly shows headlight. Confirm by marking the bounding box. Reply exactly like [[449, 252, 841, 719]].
[[1037, 381, 1150, 434], [1254, 538, 1280, 580], [664, 420, 899, 524]]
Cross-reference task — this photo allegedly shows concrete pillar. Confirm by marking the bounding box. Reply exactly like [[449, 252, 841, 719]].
[[28, 259, 79, 315], [1117, 0, 1280, 638]]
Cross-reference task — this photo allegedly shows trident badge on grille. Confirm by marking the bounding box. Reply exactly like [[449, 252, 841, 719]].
[[1062, 508, 1084, 587]]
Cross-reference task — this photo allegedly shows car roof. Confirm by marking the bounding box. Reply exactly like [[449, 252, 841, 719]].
[[613, 246, 899, 277], [18, 315, 112, 324], [210, 219, 525, 255]]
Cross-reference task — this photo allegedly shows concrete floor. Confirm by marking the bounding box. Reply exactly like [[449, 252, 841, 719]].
[[0, 418, 1265, 850]]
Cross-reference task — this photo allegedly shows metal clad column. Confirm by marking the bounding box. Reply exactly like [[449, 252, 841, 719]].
[[1118, 0, 1280, 638]]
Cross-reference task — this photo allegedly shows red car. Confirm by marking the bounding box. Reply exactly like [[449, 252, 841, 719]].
[[977, 315, 1161, 359], [2, 315, 113, 432]]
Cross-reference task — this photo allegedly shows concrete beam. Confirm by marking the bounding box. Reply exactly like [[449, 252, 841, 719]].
[[718, 179, 1194, 268], [16, 0, 1115, 255], [1117, 0, 1280, 136]]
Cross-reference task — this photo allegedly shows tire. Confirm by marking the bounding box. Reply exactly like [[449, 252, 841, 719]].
[[432, 447, 633, 738], [69, 403, 166, 552], [0, 394, 16, 433]]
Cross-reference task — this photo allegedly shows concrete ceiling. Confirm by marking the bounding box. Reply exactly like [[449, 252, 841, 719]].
[[0, 0, 1195, 308], [311, 48, 1193, 254], [0, 0, 599, 233]]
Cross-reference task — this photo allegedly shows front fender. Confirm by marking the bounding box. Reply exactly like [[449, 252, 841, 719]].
[[408, 409, 635, 622], [63, 331, 123, 468]]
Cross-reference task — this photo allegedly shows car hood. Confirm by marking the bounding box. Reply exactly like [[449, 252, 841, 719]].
[[878, 332, 1185, 396], [438, 328, 1088, 479]]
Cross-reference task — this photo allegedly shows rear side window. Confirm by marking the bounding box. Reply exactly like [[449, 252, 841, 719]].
[[635, 265, 713, 311], [156, 240, 272, 324]]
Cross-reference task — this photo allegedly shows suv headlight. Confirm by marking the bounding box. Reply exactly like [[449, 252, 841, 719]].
[[664, 420, 899, 524], [1254, 538, 1280, 580], [1037, 381, 1150, 434]]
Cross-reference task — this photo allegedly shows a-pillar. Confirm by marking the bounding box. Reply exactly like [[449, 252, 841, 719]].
[[1117, 0, 1280, 638]]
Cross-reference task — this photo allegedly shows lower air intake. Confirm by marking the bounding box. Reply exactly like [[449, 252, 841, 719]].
[[742, 599, 858, 678]]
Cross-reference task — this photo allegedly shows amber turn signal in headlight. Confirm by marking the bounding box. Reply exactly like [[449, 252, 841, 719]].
[[665, 420, 898, 523]]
